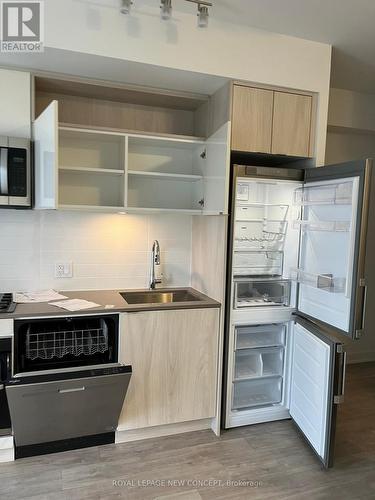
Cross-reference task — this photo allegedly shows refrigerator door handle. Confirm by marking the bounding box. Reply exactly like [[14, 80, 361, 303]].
[[355, 279, 368, 339], [334, 350, 347, 405]]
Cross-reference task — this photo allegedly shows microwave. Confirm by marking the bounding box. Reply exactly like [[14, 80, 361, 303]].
[[0, 136, 31, 208]]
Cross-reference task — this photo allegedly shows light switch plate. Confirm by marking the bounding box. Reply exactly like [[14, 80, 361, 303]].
[[55, 262, 73, 278]]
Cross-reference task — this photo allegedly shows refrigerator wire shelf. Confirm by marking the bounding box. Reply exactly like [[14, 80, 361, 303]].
[[25, 326, 109, 360]]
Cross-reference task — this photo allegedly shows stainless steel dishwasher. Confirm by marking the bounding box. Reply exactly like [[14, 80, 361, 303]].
[[5, 314, 132, 458]]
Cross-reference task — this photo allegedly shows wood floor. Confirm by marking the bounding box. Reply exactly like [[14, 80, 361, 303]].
[[0, 362, 374, 500]]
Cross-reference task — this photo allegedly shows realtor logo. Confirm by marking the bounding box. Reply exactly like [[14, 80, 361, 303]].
[[1, 1, 44, 52]]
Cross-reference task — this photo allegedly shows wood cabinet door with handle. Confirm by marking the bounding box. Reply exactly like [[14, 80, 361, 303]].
[[231, 86, 273, 154]]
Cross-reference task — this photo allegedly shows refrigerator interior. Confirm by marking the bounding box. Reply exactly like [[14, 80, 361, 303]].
[[227, 177, 302, 420], [233, 178, 302, 302]]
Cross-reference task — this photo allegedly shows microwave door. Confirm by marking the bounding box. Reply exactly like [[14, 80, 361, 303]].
[[8, 146, 30, 207], [0, 147, 9, 205], [290, 316, 346, 469], [295, 159, 372, 339]]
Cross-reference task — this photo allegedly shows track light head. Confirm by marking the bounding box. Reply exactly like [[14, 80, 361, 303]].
[[197, 3, 209, 27], [120, 0, 133, 15], [160, 0, 172, 20]]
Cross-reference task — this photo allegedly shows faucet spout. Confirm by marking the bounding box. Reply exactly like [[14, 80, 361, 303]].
[[149, 240, 162, 289]]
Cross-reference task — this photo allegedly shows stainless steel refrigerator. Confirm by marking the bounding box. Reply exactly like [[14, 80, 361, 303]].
[[222, 159, 375, 468]]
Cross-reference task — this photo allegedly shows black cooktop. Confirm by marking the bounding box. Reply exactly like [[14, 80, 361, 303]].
[[0, 293, 16, 314]]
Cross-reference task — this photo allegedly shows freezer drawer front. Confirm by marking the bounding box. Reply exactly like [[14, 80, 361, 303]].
[[290, 318, 345, 468], [6, 367, 131, 447], [296, 159, 372, 338]]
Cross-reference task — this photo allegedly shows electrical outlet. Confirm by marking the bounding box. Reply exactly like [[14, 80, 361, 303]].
[[55, 262, 73, 278]]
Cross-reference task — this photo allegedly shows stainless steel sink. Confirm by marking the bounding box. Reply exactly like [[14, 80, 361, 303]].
[[120, 289, 202, 305]]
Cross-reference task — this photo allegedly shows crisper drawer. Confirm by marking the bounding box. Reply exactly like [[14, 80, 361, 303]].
[[234, 279, 291, 308], [234, 347, 284, 380], [235, 324, 286, 349], [233, 251, 283, 276], [232, 377, 283, 410]]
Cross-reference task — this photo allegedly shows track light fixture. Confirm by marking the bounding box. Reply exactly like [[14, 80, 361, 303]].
[[197, 4, 209, 27], [120, 0, 212, 28], [160, 0, 172, 20], [120, 0, 133, 14]]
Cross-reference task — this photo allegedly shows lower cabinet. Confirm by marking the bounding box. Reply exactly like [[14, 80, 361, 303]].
[[118, 308, 220, 430]]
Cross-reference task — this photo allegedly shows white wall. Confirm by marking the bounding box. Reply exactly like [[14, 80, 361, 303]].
[[326, 87, 375, 362], [326, 87, 375, 165], [328, 88, 375, 132], [326, 131, 375, 165], [0, 210, 191, 292], [41, 0, 332, 165]]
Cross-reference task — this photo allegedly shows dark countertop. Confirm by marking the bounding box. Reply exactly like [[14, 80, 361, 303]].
[[0, 287, 220, 320]]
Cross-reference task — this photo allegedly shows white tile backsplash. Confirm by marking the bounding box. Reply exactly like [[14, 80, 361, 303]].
[[0, 210, 192, 292]]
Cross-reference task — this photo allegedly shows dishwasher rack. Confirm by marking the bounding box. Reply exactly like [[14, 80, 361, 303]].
[[25, 324, 109, 360]]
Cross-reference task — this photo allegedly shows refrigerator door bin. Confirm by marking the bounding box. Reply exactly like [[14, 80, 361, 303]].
[[291, 268, 346, 294], [234, 279, 291, 308], [235, 324, 286, 349], [293, 220, 351, 232], [234, 220, 288, 251], [232, 376, 283, 410], [235, 204, 289, 221], [294, 181, 354, 206], [233, 251, 283, 276], [234, 347, 284, 380]]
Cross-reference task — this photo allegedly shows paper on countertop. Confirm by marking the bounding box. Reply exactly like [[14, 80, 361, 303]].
[[49, 299, 101, 311], [14, 289, 69, 303]]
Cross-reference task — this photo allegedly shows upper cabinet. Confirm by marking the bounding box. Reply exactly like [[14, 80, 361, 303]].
[[231, 84, 315, 158], [33, 77, 230, 215], [0, 69, 31, 138], [272, 91, 312, 157], [232, 86, 273, 154]]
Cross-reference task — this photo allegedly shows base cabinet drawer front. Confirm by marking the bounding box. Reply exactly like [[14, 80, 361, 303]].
[[119, 308, 219, 430]]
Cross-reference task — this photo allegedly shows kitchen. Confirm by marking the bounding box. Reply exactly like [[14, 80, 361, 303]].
[[0, 1, 375, 499]]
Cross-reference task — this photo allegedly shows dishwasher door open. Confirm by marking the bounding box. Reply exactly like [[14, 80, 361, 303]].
[[7, 314, 132, 458], [6, 365, 131, 456]]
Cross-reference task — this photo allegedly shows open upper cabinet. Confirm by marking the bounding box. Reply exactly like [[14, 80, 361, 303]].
[[32, 76, 231, 214]]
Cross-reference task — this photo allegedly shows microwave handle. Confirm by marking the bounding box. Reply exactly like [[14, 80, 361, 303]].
[[0, 148, 8, 195]]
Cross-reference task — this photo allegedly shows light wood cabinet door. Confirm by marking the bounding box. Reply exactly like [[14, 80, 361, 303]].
[[272, 92, 313, 157], [231, 86, 273, 153], [118, 308, 219, 430]]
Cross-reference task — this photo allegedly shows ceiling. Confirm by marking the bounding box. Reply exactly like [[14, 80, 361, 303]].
[[210, 0, 375, 94]]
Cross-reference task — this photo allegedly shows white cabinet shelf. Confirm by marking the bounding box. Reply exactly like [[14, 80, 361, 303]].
[[33, 100, 230, 214], [59, 166, 125, 175], [127, 170, 203, 182]]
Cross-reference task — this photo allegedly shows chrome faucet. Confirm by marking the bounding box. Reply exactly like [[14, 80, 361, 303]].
[[149, 240, 162, 289]]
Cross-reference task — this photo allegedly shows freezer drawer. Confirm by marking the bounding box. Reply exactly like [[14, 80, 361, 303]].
[[234, 279, 291, 308], [6, 365, 131, 447], [232, 376, 283, 410], [234, 347, 284, 380], [235, 324, 286, 349]]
